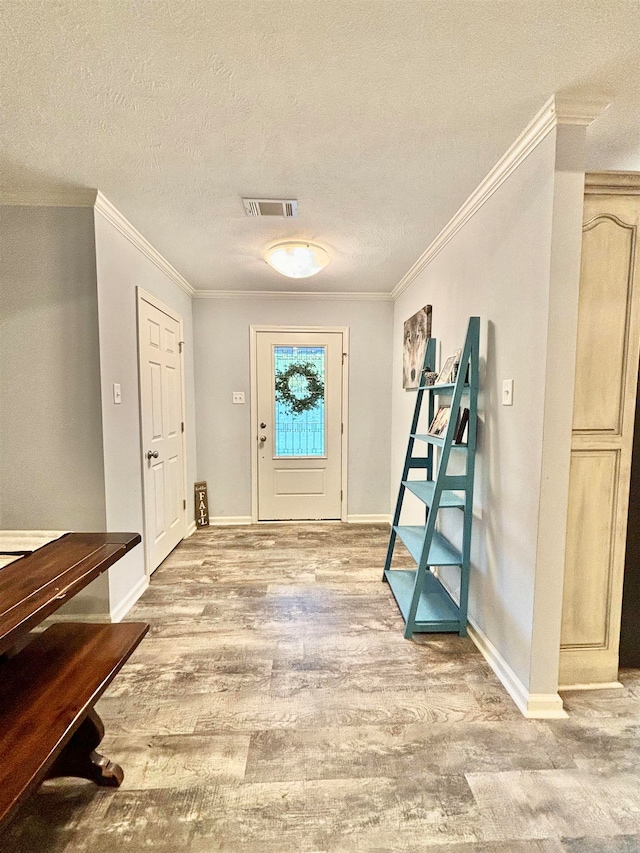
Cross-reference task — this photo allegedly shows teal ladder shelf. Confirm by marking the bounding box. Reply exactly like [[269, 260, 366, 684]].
[[383, 316, 480, 638]]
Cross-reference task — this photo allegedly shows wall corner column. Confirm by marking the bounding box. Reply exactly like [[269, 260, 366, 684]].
[[528, 101, 609, 697]]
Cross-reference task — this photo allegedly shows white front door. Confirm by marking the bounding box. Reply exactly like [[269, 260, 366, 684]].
[[138, 293, 186, 572], [255, 330, 344, 521]]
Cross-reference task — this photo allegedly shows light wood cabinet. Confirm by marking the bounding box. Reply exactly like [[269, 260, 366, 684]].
[[559, 172, 640, 687]]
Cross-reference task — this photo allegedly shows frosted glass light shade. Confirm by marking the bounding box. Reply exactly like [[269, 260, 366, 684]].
[[265, 241, 330, 278]]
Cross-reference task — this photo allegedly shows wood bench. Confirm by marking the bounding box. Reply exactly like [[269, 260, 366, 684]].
[[0, 622, 148, 824], [0, 532, 148, 830]]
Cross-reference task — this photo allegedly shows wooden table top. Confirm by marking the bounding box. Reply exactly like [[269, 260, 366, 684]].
[[0, 532, 141, 657]]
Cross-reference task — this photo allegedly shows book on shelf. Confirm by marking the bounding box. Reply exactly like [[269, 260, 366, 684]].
[[454, 408, 469, 444]]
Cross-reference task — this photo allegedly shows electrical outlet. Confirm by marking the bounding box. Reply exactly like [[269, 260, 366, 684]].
[[502, 379, 514, 406], [232, 392, 245, 404]]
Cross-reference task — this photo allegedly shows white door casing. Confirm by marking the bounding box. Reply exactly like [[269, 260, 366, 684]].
[[251, 327, 348, 522], [138, 290, 187, 573]]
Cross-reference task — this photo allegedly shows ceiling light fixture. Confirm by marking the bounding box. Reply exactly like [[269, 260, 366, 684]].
[[264, 241, 330, 279]]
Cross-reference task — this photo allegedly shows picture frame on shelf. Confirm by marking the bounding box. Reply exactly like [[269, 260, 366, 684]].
[[428, 406, 450, 437], [435, 355, 457, 385]]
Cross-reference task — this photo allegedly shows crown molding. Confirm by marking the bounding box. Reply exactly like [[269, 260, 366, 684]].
[[391, 94, 611, 300], [0, 187, 196, 297], [94, 192, 195, 297], [192, 289, 393, 301], [554, 96, 611, 126], [0, 188, 98, 206]]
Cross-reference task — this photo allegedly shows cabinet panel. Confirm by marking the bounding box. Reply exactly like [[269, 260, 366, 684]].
[[560, 175, 640, 687], [561, 450, 618, 649], [573, 217, 634, 434]]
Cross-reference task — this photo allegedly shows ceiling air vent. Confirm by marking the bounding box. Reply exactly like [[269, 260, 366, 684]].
[[242, 198, 298, 218]]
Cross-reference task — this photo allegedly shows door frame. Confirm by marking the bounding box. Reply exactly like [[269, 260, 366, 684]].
[[249, 325, 349, 523], [136, 287, 189, 576]]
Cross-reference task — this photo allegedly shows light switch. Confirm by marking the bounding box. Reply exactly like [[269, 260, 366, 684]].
[[232, 392, 245, 404], [113, 383, 122, 404], [502, 379, 514, 406]]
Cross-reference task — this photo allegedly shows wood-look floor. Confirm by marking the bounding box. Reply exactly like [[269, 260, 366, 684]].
[[3, 523, 640, 852]]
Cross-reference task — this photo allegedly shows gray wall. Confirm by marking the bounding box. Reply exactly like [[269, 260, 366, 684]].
[[0, 205, 109, 614], [391, 127, 583, 698], [0, 206, 106, 530], [193, 297, 394, 520], [0, 203, 198, 619], [94, 210, 198, 615]]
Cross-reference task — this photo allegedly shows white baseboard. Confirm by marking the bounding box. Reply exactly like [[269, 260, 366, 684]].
[[431, 569, 567, 719], [109, 575, 149, 623], [558, 681, 624, 691], [186, 520, 197, 537], [466, 621, 567, 719], [253, 519, 342, 525], [203, 515, 390, 526], [41, 611, 111, 626], [208, 516, 252, 526], [347, 514, 392, 524]]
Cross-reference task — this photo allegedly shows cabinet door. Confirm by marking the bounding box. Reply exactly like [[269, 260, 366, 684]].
[[559, 177, 640, 686]]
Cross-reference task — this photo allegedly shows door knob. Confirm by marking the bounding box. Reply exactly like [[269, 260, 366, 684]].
[[260, 422, 267, 429], [146, 450, 159, 459], [259, 435, 267, 443]]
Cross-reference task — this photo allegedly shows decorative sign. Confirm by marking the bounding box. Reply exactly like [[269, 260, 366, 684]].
[[194, 481, 209, 528]]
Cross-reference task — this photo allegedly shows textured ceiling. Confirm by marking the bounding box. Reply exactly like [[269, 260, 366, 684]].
[[1, 1, 639, 293]]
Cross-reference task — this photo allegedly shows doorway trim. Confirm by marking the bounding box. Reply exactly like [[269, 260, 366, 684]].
[[136, 287, 189, 576], [250, 325, 349, 524]]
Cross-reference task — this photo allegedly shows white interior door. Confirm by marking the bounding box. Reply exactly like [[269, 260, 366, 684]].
[[138, 293, 186, 572], [255, 331, 344, 521]]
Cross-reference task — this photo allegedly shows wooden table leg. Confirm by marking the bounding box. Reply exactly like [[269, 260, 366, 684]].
[[45, 709, 123, 787]]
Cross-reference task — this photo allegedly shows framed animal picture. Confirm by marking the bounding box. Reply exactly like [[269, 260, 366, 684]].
[[403, 305, 432, 389]]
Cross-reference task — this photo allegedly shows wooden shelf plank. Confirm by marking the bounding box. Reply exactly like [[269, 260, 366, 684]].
[[0, 621, 148, 824], [411, 434, 468, 449], [393, 525, 462, 566], [417, 383, 470, 392], [384, 569, 461, 631], [402, 480, 465, 508], [0, 533, 141, 657]]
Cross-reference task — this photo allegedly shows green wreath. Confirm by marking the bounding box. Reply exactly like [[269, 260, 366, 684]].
[[275, 361, 324, 415]]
